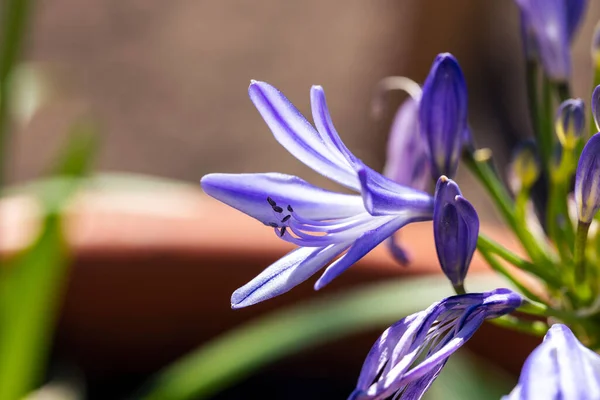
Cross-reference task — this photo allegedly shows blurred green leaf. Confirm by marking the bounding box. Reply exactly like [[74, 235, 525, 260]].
[[140, 274, 510, 400], [424, 350, 515, 400], [0, 125, 97, 400]]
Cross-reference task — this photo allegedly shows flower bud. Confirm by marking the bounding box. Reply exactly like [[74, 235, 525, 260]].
[[592, 85, 600, 133], [592, 21, 600, 70], [508, 142, 540, 193], [516, 0, 587, 82], [555, 98, 585, 149], [433, 176, 479, 288], [575, 133, 600, 223], [419, 53, 468, 180]]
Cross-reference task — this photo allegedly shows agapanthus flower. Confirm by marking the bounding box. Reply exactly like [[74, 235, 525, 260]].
[[350, 288, 522, 400], [504, 324, 600, 399], [555, 98, 585, 149], [575, 132, 600, 224], [516, 0, 588, 82], [433, 176, 479, 290], [201, 81, 434, 308], [419, 53, 468, 180]]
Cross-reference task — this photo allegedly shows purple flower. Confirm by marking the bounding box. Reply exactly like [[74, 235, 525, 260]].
[[350, 288, 522, 400], [419, 53, 468, 180], [592, 85, 600, 132], [433, 177, 479, 289], [516, 0, 588, 81], [384, 97, 430, 192], [555, 98, 586, 149], [504, 324, 600, 400], [575, 132, 600, 223], [201, 81, 434, 308]]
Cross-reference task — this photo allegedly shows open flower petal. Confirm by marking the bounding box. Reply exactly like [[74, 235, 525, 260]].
[[314, 215, 422, 290], [352, 288, 522, 400], [201, 172, 365, 225], [504, 324, 600, 400], [231, 244, 348, 308], [249, 81, 360, 191]]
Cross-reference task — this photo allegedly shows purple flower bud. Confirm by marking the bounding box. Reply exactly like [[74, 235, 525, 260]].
[[555, 98, 586, 149], [592, 85, 600, 132], [516, 0, 587, 81], [384, 98, 430, 191], [351, 289, 522, 400], [504, 324, 600, 400], [575, 133, 600, 223], [593, 21, 600, 69], [433, 176, 479, 288], [419, 53, 468, 180]]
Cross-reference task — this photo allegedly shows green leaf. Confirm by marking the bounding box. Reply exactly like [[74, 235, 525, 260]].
[[140, 274, 510, 400], [0, 125, 97, 400]]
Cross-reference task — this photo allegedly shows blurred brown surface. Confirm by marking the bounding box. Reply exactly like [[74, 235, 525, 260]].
[[1, 182, 537, 386]]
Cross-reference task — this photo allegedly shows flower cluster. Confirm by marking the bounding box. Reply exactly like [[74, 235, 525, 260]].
[[201, 0, 600, 398]]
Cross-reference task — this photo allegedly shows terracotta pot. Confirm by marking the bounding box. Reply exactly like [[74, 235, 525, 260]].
[[0, 178, 539, 396]]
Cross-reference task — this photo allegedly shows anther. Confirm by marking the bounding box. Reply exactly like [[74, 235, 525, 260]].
[[281, 215, 291, 223], [279, 227, 287, 237], [268, 222, 278, 228], [287, 205, 294, 212], [273, 205, 284, 213], [267, 197, 277, 207]]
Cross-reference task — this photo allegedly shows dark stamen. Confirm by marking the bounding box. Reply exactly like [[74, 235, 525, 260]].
[[281, 215, 291, 223], [287, 205, 294, 212], [279, 227, 287, 237], [268, 222, 278, 228], [273, 205, 284, 213], [267, 197, 277, 207]]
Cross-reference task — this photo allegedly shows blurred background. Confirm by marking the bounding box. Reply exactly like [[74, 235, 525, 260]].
[[1, 1, 599, 399]]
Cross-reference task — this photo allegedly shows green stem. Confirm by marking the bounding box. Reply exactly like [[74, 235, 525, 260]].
[[525, 62, 550, 168], [453, 283, 466, 295], [574, 221, 591, 286], [555, 82, 571, 103], [0, 0, 32, 191], [462, 151, 516, 230], [488, 315, 547, 337], [478, 233, 562, 289], [540, 76, 554, 171], [477, 241, 545, 303]]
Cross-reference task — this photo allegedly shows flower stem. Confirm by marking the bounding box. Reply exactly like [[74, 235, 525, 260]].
[[477, 233, 561, 289], [477, 241, 544, 304], [453, 283, 466, 295], [463, 150, 551, 267], [574, 221, 591, 286], [488, 315, 547, 337]]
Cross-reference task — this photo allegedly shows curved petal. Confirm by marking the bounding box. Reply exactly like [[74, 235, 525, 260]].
[[314, 215, 422, 290], [383, 98, 431, 191], [201, 172, 366, 225], [249, 81, 360, 191], [231, 244, 348, 308], [357, 164, 434, 216], [310, 85, 434, 213], [386, 235, 410, 265]]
